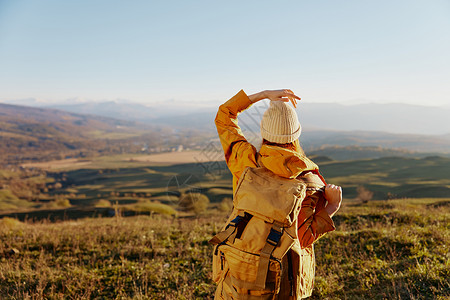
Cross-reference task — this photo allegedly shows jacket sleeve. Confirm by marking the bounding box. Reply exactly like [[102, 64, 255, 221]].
[[215, 90, 258, 189], [297, 190, 335, 248]]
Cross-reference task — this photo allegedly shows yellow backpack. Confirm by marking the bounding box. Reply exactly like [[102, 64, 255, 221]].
[[210, 166, 310, 299]]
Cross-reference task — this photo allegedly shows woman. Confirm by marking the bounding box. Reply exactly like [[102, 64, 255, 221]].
[[214, 89, 342, 299]]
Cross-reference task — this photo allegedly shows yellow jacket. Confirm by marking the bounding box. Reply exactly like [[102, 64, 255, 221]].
[[215, 90, 335, 248]]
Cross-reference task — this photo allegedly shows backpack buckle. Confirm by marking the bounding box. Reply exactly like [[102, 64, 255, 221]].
[[267, 227, 282, 246], [226, 215, 243, 229], [226, 212, 252, 229]]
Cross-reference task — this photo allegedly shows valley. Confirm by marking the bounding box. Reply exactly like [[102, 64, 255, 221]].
[[0, 101, 449, 299]]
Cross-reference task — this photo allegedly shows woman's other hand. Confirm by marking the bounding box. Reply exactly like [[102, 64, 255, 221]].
[[248, 89, 300, 108], [324, 184, 342, 217]]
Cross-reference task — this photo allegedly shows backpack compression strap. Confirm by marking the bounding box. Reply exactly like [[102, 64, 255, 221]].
[[213, 220, 285, 292], [255, 221, 283, 289], [209, 212, 253, 248], [209, 214, 284, 291]]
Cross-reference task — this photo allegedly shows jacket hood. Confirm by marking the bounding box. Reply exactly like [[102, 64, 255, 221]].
[[258, 144, 319, 179]]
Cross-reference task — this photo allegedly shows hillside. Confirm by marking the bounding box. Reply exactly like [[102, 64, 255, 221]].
[[301, 130, 450, 155], [0, 103, 187, 164], [5, 100, 450, 155], [47, 101, 160, 122], [1, 198, 448, 299], [307, 145, 449, 161], [39, 100, 450, 135], [0, 102, 137, 129], [1, 152, 449, 218], [0, 141, 448, 298], [298, 102, 450, 135], [0, 103, 135, 164], [320, 155, 450, 199], [53, 101, 450, 153]]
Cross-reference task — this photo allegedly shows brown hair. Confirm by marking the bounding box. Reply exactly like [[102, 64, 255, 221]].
[[262, 139, 305, 156]]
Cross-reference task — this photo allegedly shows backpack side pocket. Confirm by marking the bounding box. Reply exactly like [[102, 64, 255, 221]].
[[220, 244, 282, 295], [212, 246, 228, 283]]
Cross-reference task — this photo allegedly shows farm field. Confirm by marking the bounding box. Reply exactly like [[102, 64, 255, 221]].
[[20, 151, 224, 170], [1, 152, 450, 220]]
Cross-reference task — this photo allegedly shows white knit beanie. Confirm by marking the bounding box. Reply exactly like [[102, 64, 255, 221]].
[[260, 101, 301, 144]]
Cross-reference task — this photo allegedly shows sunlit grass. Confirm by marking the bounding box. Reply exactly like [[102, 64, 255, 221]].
[[0, 198, 448, 299], [130, 201, 177, 216], [0, 190, 35, 211]]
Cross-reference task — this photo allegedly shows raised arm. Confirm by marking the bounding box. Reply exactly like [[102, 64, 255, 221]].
[[215, 89, 300, 189], [215, 90, 258, 188]]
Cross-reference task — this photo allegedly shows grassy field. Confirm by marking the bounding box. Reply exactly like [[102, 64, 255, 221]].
[[2, 153, 450, 221], [20, 151, 223, 170], [1, 152, 449, 298], [0, 198, 448, 299], [320, 155, 450, 199], [47, 155, 450, 212]]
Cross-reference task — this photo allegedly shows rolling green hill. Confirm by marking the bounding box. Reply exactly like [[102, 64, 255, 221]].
[[308, 145, 450, 161], [0, 103, 203, 165], [0, 103, 144, 164], [1, 197, 448, 299], [1, 152, 448, 298], [1, 154, 449, 220], [320, 155, 450, 199]]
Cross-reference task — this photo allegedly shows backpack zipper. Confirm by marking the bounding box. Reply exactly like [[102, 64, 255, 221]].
[[287, 250, 294, 296]]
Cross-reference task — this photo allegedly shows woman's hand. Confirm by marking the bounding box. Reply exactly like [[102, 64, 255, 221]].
[[248, 89, 300, 108], [265, 89, 300, 108], [324, 184, 342, 217]]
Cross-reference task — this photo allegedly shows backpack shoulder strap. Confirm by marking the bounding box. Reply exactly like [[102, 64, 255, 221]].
[[255, 152, 262, 168], [297, 171, 326, 191]]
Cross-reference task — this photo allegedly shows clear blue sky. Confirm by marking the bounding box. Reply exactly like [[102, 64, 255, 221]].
[[0, 0, 449, 106]]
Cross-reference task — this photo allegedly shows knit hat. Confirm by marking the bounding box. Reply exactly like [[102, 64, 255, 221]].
[[260, 101, 301, 144]]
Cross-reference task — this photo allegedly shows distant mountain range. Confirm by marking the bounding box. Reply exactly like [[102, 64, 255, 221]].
[[44, 101, 214, 126], [299, 103, 450, 135], [1, 101, 449, 164], [23, 100, 448, 136], [299, 129, 450, 153], [0, 102, 216, 165], [0, 102, 137, 130], [0, 103, 149, 164]]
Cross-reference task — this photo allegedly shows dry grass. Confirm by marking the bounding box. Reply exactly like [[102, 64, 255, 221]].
[[21, 158, 93, 170], [125, 151, 222, 164], [20, 151, 225, 171], [0, 214, 224, 299], [0, 199, 449, 299]]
